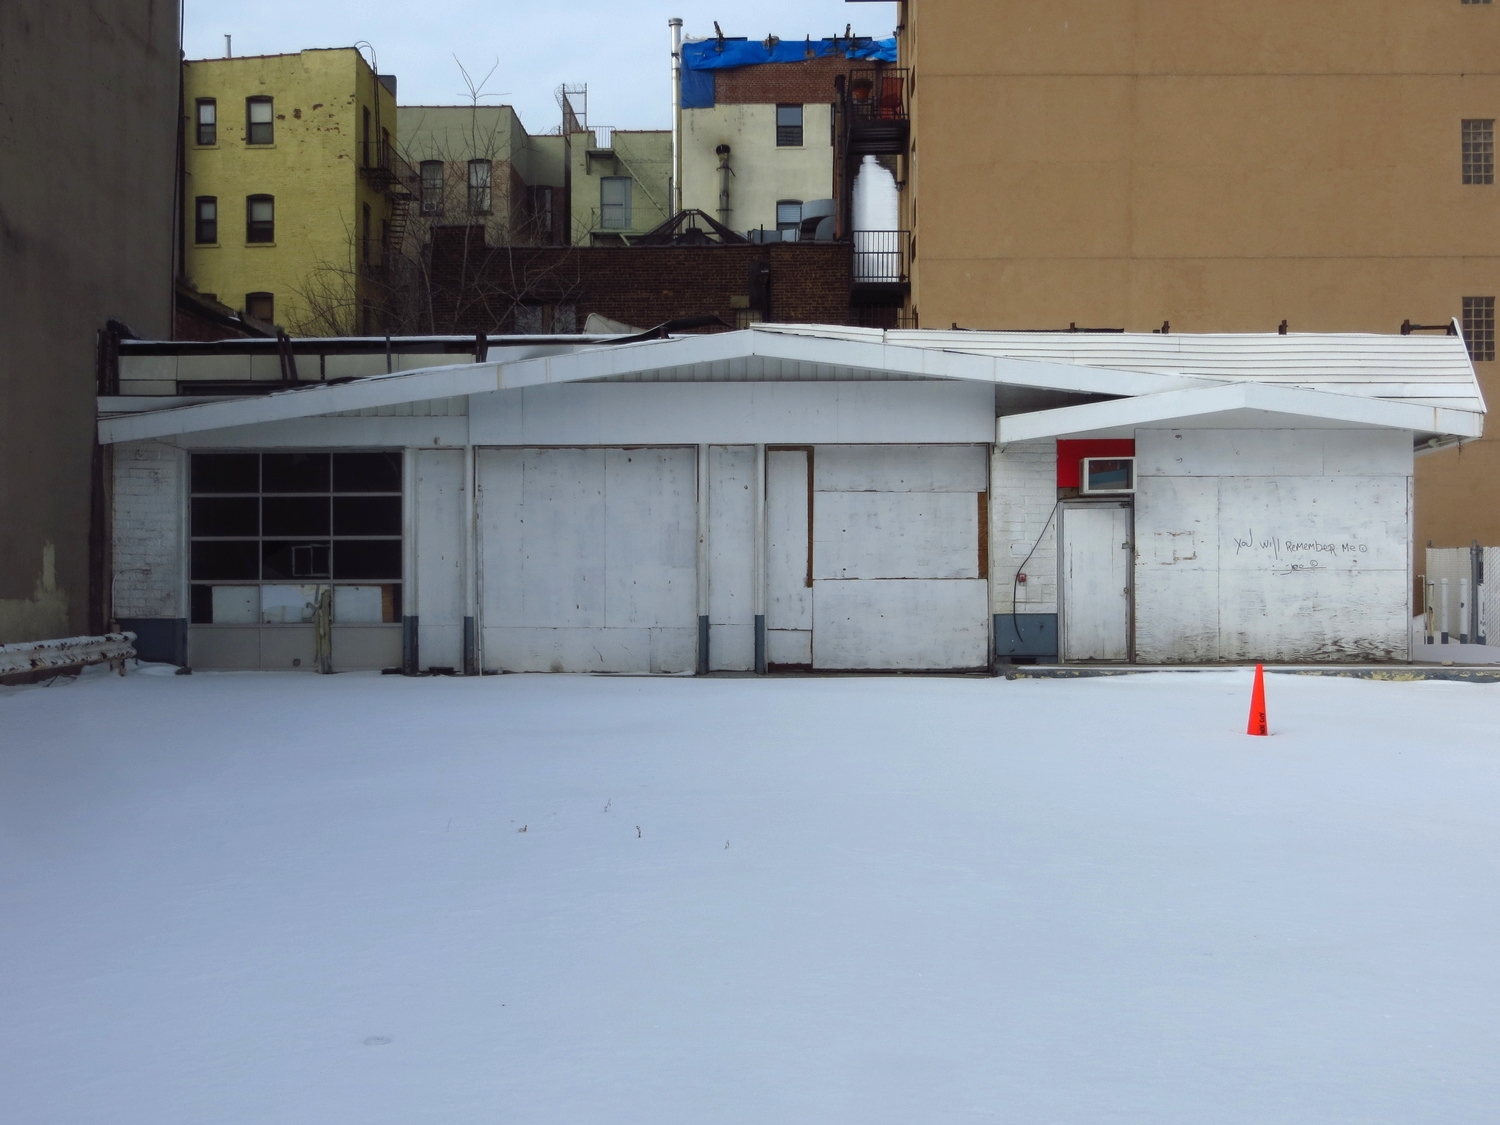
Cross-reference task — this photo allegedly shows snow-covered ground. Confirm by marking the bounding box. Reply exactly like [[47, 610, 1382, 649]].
[[4, 668, 1500, 1124]]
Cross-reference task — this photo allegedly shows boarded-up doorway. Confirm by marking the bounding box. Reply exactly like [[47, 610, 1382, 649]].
[[476, 447, 698, 672], [766, 444, 990, 671]]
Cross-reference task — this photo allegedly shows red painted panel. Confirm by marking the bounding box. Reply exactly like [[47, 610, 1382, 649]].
[[1056, 439, 1135, 487]]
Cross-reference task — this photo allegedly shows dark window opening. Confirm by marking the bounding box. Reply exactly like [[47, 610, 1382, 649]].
[[191, 496, 258, 537], [194, 196, 218, 244], [262, 496, 331, 537], [333, 540, 403, 580], [191, 453, 259, 493], [334, 495, 402, 536], [420, 160, 444, 215], [196, 99, 217, 145], [333, 451, 403, 492], [244, 292, 273, 323], [247, 96, 274, 144], [191, 540, 261, 581], [263, 452, 331, 493], [246, 195, 274, 242], [776, 104, 804, 147]]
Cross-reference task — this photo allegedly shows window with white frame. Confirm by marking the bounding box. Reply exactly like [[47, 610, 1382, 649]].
[[246, 96, 274, 145], [776, 104, 803, 146], [776, 200, 803, 233], [196, 99, 217, 145]]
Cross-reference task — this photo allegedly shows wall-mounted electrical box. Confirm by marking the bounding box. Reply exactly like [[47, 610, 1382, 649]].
[[1080, 456, 1135, 494]]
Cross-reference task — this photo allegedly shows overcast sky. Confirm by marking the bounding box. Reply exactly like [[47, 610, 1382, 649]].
[[183, 0, 896, 133]]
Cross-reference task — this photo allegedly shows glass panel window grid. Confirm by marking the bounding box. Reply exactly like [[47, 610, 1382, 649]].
[[1463, 119, 1494, 184], [247, 96, 274, 144], [468, 159, 492, 214], [599, 176, 632, 229], [189, 452, 403, 625], [194, 197, 217, 244], [195, 99, 217, 145], [420, 161, 444, 215], [776, 104, 804, 147], [1463, 296, 1495, 361]]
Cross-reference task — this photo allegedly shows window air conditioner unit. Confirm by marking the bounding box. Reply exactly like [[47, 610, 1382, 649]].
[[1080, 456, 1135, 494]]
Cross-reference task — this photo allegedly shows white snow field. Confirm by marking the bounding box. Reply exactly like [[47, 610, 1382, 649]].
[[4, 668, 1500, 1125]]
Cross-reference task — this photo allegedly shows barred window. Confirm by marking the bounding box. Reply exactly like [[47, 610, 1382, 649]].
[[1463, 297, 1495, 361], [1462, 119, 1494, 184]]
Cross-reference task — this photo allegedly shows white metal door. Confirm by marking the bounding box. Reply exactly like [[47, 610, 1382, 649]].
[[1060, 503, 1132, 662]]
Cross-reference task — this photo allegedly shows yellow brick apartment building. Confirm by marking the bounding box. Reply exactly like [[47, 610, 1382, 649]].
[[898, 1, 1500, 548], [182, 48, 400, 335]]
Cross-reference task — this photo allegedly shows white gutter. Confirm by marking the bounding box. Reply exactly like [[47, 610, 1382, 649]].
[[996, 381, 1485, 442]]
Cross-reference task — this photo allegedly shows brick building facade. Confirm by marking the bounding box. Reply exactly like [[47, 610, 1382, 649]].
[[427, 225, 870, 334]]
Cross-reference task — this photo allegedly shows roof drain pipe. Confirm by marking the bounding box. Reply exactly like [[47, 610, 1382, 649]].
[[669, 17, 684, 215], [715, 144, 732, 229]]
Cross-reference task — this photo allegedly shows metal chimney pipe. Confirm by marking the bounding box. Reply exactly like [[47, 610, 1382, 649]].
[[669, 17, 683, 214]]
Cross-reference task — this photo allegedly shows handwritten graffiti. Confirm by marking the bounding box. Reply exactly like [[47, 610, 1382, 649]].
[[1231, 528, 1368, 573]]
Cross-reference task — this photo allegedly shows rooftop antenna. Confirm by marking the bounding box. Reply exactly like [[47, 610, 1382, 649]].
[[713, 21, 726, 51], [224, 34, 232, 57]]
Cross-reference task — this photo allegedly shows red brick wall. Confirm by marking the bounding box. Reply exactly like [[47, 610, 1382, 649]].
[[714, 56, 852, 106], [428, 225, 857, 333]]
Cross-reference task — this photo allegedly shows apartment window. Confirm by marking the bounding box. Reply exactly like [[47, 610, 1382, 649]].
[[246, 194, 274, 242], [599, 176, 632, 229], [194, 196, 218, 244], [244, 292, 274, 323], [188, 452, 404, 626], [195, 99, 217, 145], [776, 104, 804, 147], [1463, 119, 1494, 183], [420, 161, 444, 215], [776, 200, 803, 232], [247, 96, 274, 145], [1463, 296, 1495, 360], [468, 159, 492, 214]]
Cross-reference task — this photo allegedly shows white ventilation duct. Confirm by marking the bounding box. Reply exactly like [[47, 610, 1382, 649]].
[[852, 155, 900, 281]]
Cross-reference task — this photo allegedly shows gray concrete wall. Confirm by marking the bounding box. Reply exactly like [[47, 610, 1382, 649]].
[[0, 0, 179, 642]]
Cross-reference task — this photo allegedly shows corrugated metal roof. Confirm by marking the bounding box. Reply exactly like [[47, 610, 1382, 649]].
[[755, 325, 1487, 414]]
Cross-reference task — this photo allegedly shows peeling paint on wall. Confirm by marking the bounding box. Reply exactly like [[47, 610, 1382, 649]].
[[0, 543, 71, 645]]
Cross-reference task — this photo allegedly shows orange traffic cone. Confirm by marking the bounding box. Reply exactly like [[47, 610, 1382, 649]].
[[1247, 664, 1268, 736]]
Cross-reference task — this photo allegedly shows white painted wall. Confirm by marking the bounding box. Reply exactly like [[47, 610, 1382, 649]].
[[991, 440, 1058, 614], [681, 103, 834, 234], [706, 445, 757, 670], [112, 441, 184, 619], [414, 449, 465, 669], [1134, 429, 1414, 663]]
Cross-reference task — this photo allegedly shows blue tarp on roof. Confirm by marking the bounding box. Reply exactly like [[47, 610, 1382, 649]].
[[680, 36, 898, 109]]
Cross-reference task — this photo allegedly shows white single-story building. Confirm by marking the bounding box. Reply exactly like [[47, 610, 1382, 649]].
[[98, 325, 1485, 672]]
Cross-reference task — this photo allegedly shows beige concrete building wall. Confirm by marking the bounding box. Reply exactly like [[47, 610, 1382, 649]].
[[183, 49, 397, 335], [901, 0, 1500, 549], [681, 103, 834, 234]]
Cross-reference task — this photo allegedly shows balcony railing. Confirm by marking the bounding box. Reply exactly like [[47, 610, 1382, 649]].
[[359, 141, 419, 200], [845, 67, 910, 155], [851, 230, 910, 306]]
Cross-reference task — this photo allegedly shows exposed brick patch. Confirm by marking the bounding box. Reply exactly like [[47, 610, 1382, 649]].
[[714, 56, 853, 106]]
